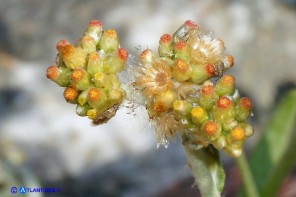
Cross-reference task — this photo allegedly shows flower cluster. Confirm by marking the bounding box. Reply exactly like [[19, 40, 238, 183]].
[[134, 20, 253, 157], [46, 20, 128, 125]]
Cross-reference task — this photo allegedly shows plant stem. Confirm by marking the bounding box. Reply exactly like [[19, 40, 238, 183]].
[[236, 153, 260, 197], [184, 144, 225, 197]]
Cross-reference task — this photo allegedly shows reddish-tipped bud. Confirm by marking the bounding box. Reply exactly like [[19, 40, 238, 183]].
[[236, 97, 253, 121], [216, 75, 235, 96], [56, 39, 69, 51], [118, 48, 128, 61], [84, 20, 104, 44], [213, 96, 235, 123], [89, 20, 103, 27], [199, 85, 218, 110], [205, 64, 216, 76], [81, 35, 96, 54], [160, 34, 172, 44], [191, 64, 217, 84], [175, 41, 187, 50], [240, 97, 253, 110], [202, 121, 221, 140], [64, 87, 78, 104], [159, 34, 173, 57], [217, 96, 232, 109], [46, 66, 59, 81], [46, 65, 71, 87], [185, 20, 198, 29], [174, 41, 189, 60], [103, 49, 128, 74]]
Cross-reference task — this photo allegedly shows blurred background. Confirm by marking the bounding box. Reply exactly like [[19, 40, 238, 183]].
[[0, 0, 296, 196]]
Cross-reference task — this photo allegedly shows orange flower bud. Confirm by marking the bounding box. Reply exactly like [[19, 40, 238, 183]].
[[71, 68, 91, 90], [88, 87, 107, 109], [64, 87, 78, 104], [202, 121, 221, 140]]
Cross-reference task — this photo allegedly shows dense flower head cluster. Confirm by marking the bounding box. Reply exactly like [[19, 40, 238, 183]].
[[46, 20, 127, 125], [134, 20, 253, 157]]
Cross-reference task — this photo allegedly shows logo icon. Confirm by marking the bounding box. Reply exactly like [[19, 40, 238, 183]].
[[19, 187, 26, 194], [10, 187, 18, 194]]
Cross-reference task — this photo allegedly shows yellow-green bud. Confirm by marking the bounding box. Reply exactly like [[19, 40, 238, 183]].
[[71, 68, 91, 90], [158, 34, 173, 57], [103, 48, 128, 74], [222, 119, 238, 131], [191, 64, 216, 84], [225, 146, 242, 158], [81, 35, 96, 54], [191, 107, 209, 125], [236, 97, 253, 121], [215, 75, 235, 96], [173, 59, 192, 82], [93, 72, 112, 89], [100, 29, 119, 53], [241, 122, 254, 137], [173, 100, 193, 115], [213, 136, 226, 149], [61, 45, 87, 70], [78, 89, 90, 106], [174, 41, 190, 60], [108, 89, 125, 107], [88, 87, 107, 109], [87, 52, 103, 76], [199, 84, 218, 110]]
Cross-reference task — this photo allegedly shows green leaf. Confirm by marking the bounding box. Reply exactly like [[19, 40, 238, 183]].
[[184, 144, 225, 197], [250, 89, 296, 197]]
